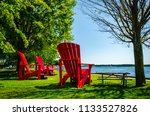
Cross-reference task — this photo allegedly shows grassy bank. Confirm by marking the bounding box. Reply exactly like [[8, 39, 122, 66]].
[[0, 68, 150, 99]]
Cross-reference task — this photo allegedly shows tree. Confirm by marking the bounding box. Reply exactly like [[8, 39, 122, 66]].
[[0, 0, 76, 65], [81, 0, 150, 86]]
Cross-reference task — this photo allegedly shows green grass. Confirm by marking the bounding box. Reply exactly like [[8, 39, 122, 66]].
[[0, 68, 150, 99]]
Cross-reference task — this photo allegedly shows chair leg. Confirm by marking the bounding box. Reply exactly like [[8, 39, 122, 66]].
[[59, 76, 63, 86], [89, 74, 92, 84], [19, 65, 24, 80], [59, 60, 63, 86], [59, 76, 69, 86], [46, 69, 49, 76], [37, 71, 41, 80]]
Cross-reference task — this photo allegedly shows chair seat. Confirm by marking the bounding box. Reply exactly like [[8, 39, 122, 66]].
[[64, 69, 89, 78]]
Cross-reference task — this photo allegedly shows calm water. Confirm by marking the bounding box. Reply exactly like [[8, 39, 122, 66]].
[[91, 65, 150, 78]]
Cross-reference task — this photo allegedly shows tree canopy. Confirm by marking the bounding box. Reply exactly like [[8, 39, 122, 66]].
[[81, 0, 150, 46], [0, 0, 76, 63]]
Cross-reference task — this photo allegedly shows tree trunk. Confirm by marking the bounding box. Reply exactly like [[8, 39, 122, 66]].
[[133, 41, 146, 86]]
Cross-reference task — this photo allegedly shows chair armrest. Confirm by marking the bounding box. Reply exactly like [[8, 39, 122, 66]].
[[29, 64, 42, 70], [81, 63, 94, 66], [81, 63, 94, 71], [29, 64, 37, 68], [43, 64, 49, 68], [44, 64, 54, 69]]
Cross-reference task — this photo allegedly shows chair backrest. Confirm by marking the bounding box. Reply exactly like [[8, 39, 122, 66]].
[[57, 42, 81, 78], [35, 56, 45, 70], [17, 51, 31, 73]]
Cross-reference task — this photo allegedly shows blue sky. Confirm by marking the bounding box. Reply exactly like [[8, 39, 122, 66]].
[[72, 2, 150, 65]]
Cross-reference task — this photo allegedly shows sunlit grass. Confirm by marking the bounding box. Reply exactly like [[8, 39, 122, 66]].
[[0, 69, 150, 99]]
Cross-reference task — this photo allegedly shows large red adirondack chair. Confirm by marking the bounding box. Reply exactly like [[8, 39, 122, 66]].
[[35, 56, 55, 76], [57, 42, 93, 88], [17, 51, 42, 80]]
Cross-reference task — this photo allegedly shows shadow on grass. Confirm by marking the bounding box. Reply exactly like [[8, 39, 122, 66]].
[[35, 83, 125, 98], [0, 69, 18, 80], [1, 82, 150, 99], [0, 83, 4, 88], [0, 69, 49, 80], [35, 83, 60, 90], [35, 82, 78, 90], [34, 82, 150, 99], [135, 87, 150, 97]]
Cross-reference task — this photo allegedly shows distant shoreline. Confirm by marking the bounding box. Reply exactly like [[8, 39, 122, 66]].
[[94, 64, 150, 67], [127, 76, 150, 79], [92, 65, 150, 78]]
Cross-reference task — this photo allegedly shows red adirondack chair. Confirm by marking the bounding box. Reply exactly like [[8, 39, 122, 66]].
[[57, 42, 93, 88], [35, 55, 55, 76], [17, 51, 42, 80]]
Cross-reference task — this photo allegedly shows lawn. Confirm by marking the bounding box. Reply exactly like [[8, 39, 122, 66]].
[[0, 68, 150, 99]]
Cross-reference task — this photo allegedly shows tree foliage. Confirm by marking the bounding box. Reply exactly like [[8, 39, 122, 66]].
[[0, 0, 76, 63], [81, 0, 150, 45], [81, 0, 150, 86]]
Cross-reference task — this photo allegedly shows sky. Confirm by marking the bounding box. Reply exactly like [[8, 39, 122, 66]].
[[72, 2, 150, 65]]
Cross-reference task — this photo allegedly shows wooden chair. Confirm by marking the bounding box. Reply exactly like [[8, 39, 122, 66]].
[[57, 42, 93, 88], [17, 51, 42, 80], [35, 55, 55, 76]]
